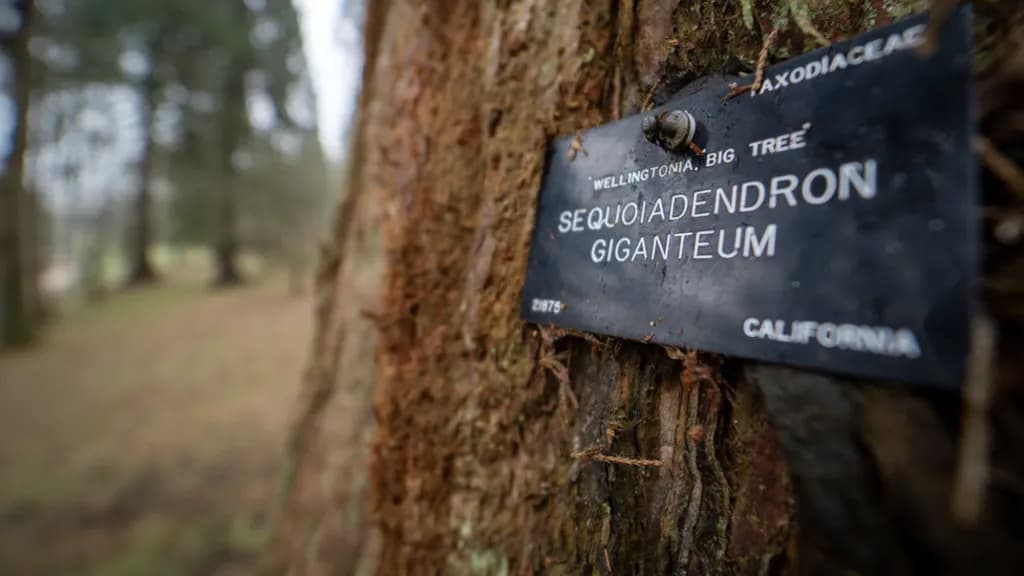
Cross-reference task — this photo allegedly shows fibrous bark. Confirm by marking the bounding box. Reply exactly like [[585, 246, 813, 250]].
[[275, 1, 1024, 574]]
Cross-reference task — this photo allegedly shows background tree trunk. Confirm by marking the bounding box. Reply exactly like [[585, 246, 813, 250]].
[[1, 0, 35, 346], [127, 61, 160, 285], [273, 1, 1024, 574], [22, 185, 44, 319], [213, 61, 245, 287]]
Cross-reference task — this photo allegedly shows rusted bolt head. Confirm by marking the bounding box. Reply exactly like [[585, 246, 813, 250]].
[[659, 110, 697, 152], [642, 109, 698, 153]]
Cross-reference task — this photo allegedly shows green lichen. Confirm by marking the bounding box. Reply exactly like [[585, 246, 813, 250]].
[[881, 0, 929, 20], [741, 0, 755, 30], [787, 0, 831, 46], [861, 0, 878, 29], [469, 550, 509, 576]]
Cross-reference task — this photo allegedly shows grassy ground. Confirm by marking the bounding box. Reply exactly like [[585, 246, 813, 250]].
[[0, 273, 313, 575]]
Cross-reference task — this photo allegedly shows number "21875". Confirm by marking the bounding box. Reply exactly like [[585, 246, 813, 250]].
[[531, 298, 563, 314]]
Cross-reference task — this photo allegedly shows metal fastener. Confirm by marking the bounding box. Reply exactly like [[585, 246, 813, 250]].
[[642, 109, 698, 154]]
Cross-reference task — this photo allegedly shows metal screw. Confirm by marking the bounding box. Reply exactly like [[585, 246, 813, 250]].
[[642, 109, 698, 154]]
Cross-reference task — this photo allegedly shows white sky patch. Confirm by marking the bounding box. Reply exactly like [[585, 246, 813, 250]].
[[292, 0, 361, 162]]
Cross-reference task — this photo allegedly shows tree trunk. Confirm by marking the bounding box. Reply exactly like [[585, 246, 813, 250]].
[[274, 1, 1024, 574], [0, 0, 34, 346], [127, 69, 159, 285], [23, 184, 46, 319], [213, 58, 246, 288], [213, 213, 242, 287]]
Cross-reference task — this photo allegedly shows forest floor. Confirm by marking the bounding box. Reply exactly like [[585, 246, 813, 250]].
[[0, 274, 313, 575]]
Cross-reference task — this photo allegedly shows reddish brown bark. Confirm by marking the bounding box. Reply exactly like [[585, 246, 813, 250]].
[[274, 1, 1024, 574]]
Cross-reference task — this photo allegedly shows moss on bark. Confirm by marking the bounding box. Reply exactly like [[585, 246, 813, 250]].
[[274, 1, 1024, 574]]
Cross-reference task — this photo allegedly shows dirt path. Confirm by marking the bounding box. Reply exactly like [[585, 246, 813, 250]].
[[0, 279, 312, 575]]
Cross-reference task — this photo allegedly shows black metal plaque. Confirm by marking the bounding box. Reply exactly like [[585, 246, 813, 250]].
[[521, 8, 975, 387]]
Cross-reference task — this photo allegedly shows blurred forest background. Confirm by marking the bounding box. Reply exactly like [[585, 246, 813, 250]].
[[0, 0, 363, 573]]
